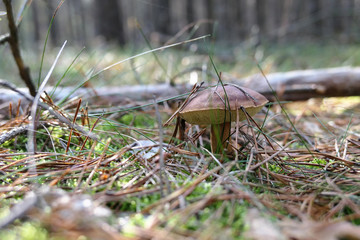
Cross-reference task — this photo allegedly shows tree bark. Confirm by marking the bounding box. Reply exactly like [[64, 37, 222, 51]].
[[238, 67, 360, 101]]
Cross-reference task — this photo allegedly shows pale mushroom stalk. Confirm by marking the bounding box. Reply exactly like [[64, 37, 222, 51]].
[[210, 122, 231, 153], [178, 84, 268, 155]]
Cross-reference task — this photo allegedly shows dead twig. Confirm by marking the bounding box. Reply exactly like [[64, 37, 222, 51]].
[[0, 33, 10, 45], [0, 125, 28, 145], [0, 0, 29, 45], [3, 0, 36, 96]]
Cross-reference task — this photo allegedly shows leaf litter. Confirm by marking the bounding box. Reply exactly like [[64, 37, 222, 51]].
[[0, 90, 360, 240]]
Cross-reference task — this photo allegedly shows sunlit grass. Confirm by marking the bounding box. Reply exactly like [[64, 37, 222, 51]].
[[2, 41, 360, 88]]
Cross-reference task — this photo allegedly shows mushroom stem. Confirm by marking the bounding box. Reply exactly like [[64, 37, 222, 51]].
[[210, 122, 231, 154], [178, 118, 186, 141]]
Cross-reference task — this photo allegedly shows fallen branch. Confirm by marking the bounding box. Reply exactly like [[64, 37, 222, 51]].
[[236, 66, 360, 101], [1, 67, 360, 106], [0, 125, 28, 145], [0, 33, 10, 45]]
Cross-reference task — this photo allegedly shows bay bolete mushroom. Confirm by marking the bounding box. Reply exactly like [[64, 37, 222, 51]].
[[179, 84, 268, 153]]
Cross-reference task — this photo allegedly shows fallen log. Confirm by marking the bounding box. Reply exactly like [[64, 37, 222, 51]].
[[237, 66, 360, 101], [1, 67, 360, 108]]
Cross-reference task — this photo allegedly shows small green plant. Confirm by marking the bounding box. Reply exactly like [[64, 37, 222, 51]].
[[0, 222, 49, 240]]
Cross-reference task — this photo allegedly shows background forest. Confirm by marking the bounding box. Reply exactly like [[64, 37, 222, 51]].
[[1, 0, 360, 88], [11, 0, 360, 46]]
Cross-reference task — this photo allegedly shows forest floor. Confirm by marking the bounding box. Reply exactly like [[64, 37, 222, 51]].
[[0, 42, 360, 239]]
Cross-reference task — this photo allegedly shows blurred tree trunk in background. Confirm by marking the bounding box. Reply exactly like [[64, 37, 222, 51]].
[[93, 0, 125, 45], [70, 0, 86, 44], [169, 1, 188, 35], [19, 0, 360, 47], [263, 0, 280, 40], [340, 0, 353, 42], [242, 0, 257, 37], [152, 0, 170, 35], [212, 0, 245, 42], [212, 0, 228, 40], [47, 1, 59, 46], [31, 1, 41, 44], [278, 0, 292, 41], [119, 0, 138, 44], [303, 0, 320, 37], [320, 0, 335, 38], [228, 0, 242, 41], [191, 0, 211, 36], [353, 1, 360, 41]]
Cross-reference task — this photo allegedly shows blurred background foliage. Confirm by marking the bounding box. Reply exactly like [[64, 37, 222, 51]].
[[1, 0, 360, 86]]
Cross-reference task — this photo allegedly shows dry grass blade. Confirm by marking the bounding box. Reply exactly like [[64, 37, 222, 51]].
[[93, 35, 210, 78], [142, 164, 224, 214], [66, 98, 82, 153], [250, 140, 296, 171], [85, 139, 111, 187], [28, 40, 67, 152]]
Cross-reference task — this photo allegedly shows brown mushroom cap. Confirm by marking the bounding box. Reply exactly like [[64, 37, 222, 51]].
[[179, 84, 268, 125]]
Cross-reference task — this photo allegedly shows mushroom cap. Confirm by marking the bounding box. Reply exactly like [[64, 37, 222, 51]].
[[179, 84, 268, 125]]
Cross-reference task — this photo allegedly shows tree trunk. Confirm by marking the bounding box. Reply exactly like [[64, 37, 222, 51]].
[[192, 0, 211, 36], [320, 0, 335, 38], [93, 0, 124, 45], [169, 1, 188, 35], [238, 67, 360, 101], [242, 0, 258, 39], [278, 0, 293, 40], [47, 1, 58, 46], [153, 0, 170, 35], [264, 0, 279, 40]]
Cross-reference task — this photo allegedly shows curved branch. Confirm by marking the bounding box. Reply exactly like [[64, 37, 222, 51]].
[[3, 0, 36, 96]]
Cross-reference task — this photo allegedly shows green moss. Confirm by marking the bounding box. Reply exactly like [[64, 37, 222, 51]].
[[0, 221, 50, 240], [311, 158, 328, 165], [119, 113, 155, 128]]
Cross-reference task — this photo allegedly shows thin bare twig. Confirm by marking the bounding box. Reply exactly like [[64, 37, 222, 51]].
[[3, 0, 36, 96], [0, 0, 29, 45]]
